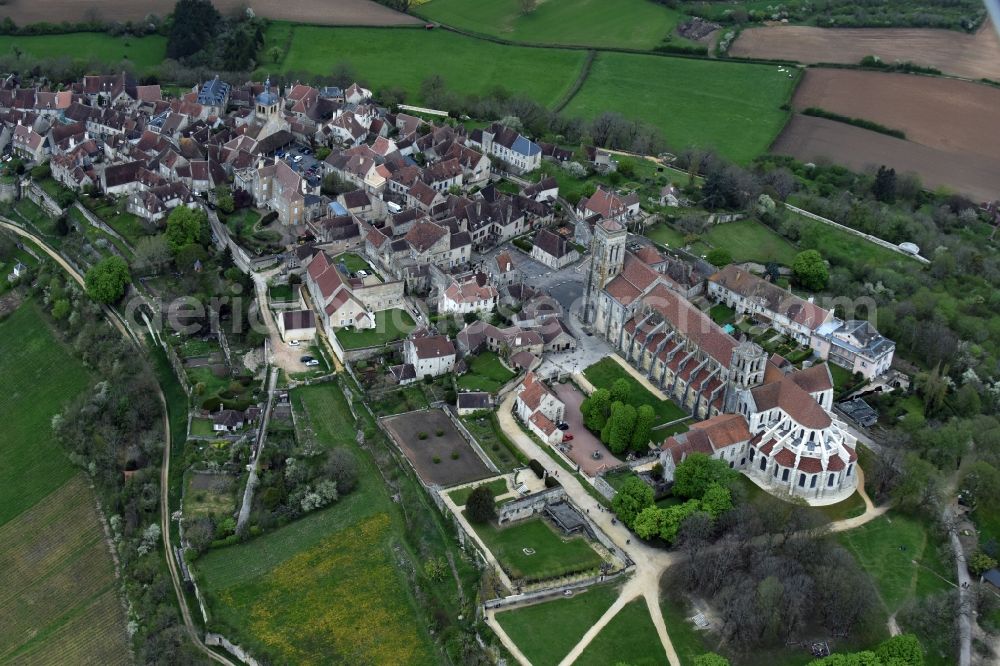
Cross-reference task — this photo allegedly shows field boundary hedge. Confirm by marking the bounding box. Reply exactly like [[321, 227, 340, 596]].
[[801, 107, 907, 139], [552, 49, 595, 112]]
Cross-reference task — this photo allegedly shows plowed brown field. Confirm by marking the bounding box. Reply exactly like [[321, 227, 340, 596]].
[[771, 114, 1000, 202], [2, 0, 421, 26], [731, 20, 1000, 81], [791, 69, 1000, 161]]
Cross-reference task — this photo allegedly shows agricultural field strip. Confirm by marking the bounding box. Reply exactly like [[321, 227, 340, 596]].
[[731, 20, 1000, 81], [0, 0, 421, 26]]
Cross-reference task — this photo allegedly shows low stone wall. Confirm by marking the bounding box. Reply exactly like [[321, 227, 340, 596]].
[[204, 633, 261, 666], [497, 486, 566, 524]]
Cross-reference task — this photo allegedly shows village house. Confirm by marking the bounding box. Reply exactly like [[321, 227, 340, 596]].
[[515, 372, 566, 445], [530, 228, 579, 270], [278, 310, 316, 343], [468, 122, 541, 174], [438, 272, 498, 315], [577, 186, 640, 223], [403, 334, 457, 379]]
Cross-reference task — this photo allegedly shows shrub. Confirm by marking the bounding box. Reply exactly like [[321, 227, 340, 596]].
[[417, 432, 428, 440], [436, 428, 445, 437], [528, 459, 545, 479], [544, 475, 561, 488], [432, 456, 441, 464]]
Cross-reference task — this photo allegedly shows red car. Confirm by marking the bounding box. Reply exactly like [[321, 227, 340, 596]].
[[562, 433, 574, 442]]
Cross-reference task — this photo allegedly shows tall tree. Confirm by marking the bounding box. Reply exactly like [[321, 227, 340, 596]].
[[466, 485, 496, 524], [630, 404, 655, 452], [611, 476, 653, 528], [164, 206, 207, 254], [672, 453, 735, 500], [873, 165, 897, 204], [85, 256, 131, 304], [791, 249, 829, 291], [166, 0, 221, 60]]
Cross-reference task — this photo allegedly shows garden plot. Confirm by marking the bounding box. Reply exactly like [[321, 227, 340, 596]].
[[382, 409, 493, 486]]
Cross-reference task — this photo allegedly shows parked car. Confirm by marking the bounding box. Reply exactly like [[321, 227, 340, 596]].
[[305, 359, 320, 367], [557, 422, 569, 431], [294, 155, 304, 162], [288, 339, 300, 347], [562, 433, 574, 442], [299, 355, 314, 362], [357, 270, 368, 278]]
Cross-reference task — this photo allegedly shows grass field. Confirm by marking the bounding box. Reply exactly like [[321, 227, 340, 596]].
[[565, 53, 799, 163], [461, 413, 524, 472], [583, 357, 686, 425], [703, 219, 800, 265], [198, 382, 438, 664], [576, 598, 664, 666], [789, 211, 917, 271], [270, 24, 587, 108], [495, 584, 622, 666], [335, 308, 415, 349], [447, 477, 509, 506], [0, 301, 92, 526], [0, 475, 130, 665], [417, 0, 688, 50], [457, 351, 515, 393], [0, 33, 166, 73], [836, 515, 952, 612], [467, 515, 604, 581]]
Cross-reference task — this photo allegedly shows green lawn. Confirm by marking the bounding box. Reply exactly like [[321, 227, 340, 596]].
[[495, 583, 622, 666], [81, 196, 149, 247], [270, 24, 587, 108], [837, 515, 952, 613], [708, 303, 736, 326], [447, 477, 509, 506], [418, 0, 688, 50], [703, 219, 799, 265], [198, 382, 438, 665], [335, 309, 415, 350], [583, 357, 686, 425], [467, 515, 605, 581], [647, 222, 688, 248], [457, 351, 516, 393], [190, 417, 215, 438], [332, 252, 375, 275], [0, 301, 92, 527], [0, 33, 167, 73], [565, 52, 799, 163], [788, 211, 918, 271], [576, 598, 665, 666], [659, 591, 714, 665]]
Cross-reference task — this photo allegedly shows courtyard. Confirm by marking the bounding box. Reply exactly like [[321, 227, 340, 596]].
[[382, 409, 493, 487], [552, 382, 622, 476], [465, 514, 606, 582]]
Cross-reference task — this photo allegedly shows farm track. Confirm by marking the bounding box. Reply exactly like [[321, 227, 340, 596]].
[[0, 219, 235, 666], [2, 0, 420, 27]]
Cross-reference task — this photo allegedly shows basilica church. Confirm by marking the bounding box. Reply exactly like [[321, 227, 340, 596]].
[[584, 220, 858, 500]]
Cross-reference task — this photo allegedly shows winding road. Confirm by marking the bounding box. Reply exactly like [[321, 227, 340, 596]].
[[1, 219, 235, 665]]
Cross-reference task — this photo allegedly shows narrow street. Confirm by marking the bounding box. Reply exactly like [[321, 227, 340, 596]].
[[235, 367, 279, 533]]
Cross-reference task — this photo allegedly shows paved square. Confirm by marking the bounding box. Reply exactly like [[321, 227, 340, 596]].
[[552, 382, 622, 476]]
